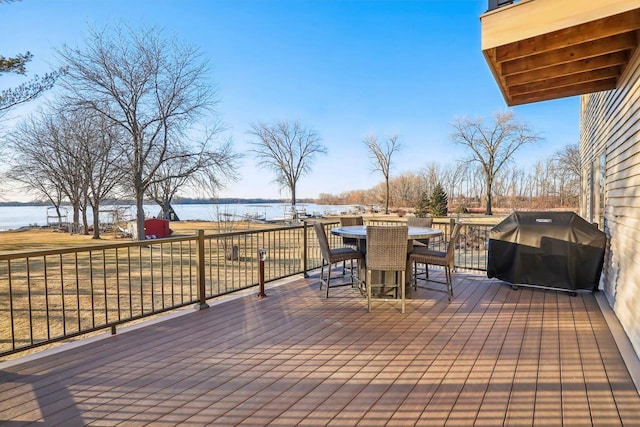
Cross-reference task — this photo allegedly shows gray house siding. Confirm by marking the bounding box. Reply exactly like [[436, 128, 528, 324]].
[[580, 48, 640, 357]]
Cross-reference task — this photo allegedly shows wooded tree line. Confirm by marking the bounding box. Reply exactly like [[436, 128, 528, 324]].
[[317, 142, 580, 213]]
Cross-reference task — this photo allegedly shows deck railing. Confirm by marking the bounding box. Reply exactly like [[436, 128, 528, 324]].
[[0, 220, 493, 357]]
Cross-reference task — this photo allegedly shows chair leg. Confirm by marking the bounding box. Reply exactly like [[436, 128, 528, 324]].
[[412, 261, 418, 290], [412, 261, 430, 291], [320, 260, 326, 291], [445, 265, 452, 301], [326, 264, 332, 298], [350, 259, 355, 285], [367, 270, 372, 312], [342, 258, 355, 278], [400, 272, 405, 314]]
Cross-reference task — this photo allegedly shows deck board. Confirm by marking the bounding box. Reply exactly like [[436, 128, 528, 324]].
[[1, 270, 639, 426]]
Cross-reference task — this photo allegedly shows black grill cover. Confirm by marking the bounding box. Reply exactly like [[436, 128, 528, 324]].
[[487, 211, 606, 291]]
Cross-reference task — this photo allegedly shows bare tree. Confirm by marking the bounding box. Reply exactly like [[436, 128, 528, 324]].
[[7, 110, 88, 231], [389, 172, 421, 208], [73, 108, 127, 239], [553, 144, 580, 207], [147, 137, 238, 220], [420, 161, 467, 209], [555, 143, 580, 177], [249, 120, 326, 219], [364, 134, 401, 214], [494, 164, 527, 209], [146, 160, 191, 221], [7, 150, 66, 223], [450, 111, 541, 215], [56, 24, 233, 240], [442, 162, 466, 208], [419, 162, 442, 196]]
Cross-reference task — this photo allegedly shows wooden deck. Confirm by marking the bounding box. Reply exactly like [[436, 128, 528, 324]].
[[1, 270, 639, 426]]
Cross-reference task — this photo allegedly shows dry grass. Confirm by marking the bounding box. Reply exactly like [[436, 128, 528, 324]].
[[0, 220, 278, 254], [0, 214, 500, 358]]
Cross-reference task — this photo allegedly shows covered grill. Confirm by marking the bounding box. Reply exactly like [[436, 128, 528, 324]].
[[487, 211, 606, 292]]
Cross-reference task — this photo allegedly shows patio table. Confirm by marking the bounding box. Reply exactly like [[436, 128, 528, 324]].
[[331, 225, 443, 295], [331, 225, 442, 250]]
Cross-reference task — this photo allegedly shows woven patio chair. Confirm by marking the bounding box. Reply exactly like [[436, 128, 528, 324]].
[[407, 216, 434, 281], [407, 216, 433, 247], [340, 215, 364, 245], [365, 225, 409, 313], [339, 216, 364, 275], [314, 221, 364, 298], [408, 222, 463, 302]]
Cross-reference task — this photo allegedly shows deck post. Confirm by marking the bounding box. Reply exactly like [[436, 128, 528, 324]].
[[303, 220, 309, 278], [194, 229, 209, 310], [258, 248, 267, 297]]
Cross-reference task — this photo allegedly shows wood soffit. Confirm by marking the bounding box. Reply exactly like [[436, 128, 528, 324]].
[[482, 8, 640, 106]]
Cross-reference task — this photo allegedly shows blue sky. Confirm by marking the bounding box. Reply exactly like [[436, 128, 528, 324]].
[[1, 0, 580, 201]]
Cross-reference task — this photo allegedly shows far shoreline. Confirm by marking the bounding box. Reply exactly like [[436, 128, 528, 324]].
[[0, 198, 321, 207]]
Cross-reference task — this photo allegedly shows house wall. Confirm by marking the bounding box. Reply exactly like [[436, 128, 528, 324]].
[[580, 48, 640, 357]]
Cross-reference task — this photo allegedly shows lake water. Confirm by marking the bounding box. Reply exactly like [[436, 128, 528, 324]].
[[0, 203, 361, 231]]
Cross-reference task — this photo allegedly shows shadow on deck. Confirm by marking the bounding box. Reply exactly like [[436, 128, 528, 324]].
[[1, 270, 639, 425]]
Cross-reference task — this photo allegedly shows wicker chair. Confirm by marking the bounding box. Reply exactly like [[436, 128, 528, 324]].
[[314, 222, 363, 298], [408, 222, 463, 301], [407, 216, 434, 281], [339, 216, 364, 246], [339, 216, 364, 276], [407, 216, 433, 247], [365, 225, 409, 313]]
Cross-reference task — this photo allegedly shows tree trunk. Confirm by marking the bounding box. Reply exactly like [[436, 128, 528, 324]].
[[158, 201, 179, 221], [82, 207, 89, 235], [290, 184, 297, 220], [485, 179, 493, 215], [136, 190, 146, 241], [54, 205, 63, 227], [385, 179, 390, 214], [158, 202, 168, 219], [92, 205, 101, 239], [72, 205, 81, 234]]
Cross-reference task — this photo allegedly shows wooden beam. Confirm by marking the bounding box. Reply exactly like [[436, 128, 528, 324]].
[[482, 48, 513, 105], [508, 66, 621, 97], [494, 10, 640, 62], [504, 51, 630, 86], [501, 32, 637, 76], [510, 78, 617, 105]]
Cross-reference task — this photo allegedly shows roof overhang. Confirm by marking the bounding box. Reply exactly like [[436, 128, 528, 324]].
[[481, 0, 640, 106]]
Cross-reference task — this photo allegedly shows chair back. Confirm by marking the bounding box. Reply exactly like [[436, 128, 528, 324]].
[[407, 216, 433, 228], [340, 216, 364, 227], [366, 225, 408, 271], [340, 216, 363, 246], [314, 222, 332, 260], [445, 223, 464, 262]]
